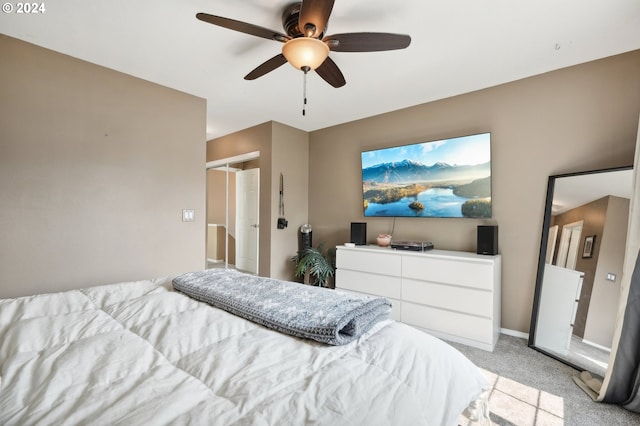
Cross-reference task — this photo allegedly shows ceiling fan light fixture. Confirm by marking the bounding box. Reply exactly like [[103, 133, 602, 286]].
[[282, 37, 329, 71]]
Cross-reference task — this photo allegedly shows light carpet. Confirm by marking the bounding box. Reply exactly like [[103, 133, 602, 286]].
[[450, 334, 640, 425]]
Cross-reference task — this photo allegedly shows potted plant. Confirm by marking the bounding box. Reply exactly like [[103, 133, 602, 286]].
[[291, 243, 336, 288]]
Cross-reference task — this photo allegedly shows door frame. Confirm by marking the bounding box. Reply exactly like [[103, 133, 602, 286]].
[[206, 151, 260, 270], [546, 225, 559, 264], [556, 220, 584, 269]]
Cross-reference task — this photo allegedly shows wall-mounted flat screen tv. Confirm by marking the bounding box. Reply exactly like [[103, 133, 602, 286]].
[[361, 132, 491, 218]]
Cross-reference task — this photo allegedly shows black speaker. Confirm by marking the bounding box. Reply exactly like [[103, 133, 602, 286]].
[[477, 225, 498, 255], [350, 222, 367, 245]]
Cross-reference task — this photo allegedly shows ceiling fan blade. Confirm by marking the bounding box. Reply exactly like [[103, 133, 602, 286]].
[[315, 57, 346, 88], [298, 0, 335, 38], [244, 54, 288, 80], [196, 13, 289, 42], [324, 33, 411, 52]]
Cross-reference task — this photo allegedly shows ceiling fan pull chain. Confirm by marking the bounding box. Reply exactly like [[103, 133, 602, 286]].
[[302, 67, 308, 116]]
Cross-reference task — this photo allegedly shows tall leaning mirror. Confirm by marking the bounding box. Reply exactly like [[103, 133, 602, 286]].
[[529, 165, 633, 377]]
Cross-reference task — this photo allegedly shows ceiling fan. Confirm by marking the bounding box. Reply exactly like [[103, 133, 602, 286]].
[[196, 0, 412, 88]]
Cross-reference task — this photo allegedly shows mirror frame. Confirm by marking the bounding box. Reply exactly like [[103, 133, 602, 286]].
[[528, 165, 634, 370]]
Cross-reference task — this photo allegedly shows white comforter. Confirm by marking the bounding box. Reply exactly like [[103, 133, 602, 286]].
[[0, 277, 489, 425]]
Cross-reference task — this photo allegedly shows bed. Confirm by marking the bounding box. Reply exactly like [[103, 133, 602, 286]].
[[0, 269, 490, 425]]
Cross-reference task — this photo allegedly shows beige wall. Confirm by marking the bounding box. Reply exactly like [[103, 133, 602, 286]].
[[270, 123, 309, 279], [206, 122, 309, 281], [308, 50, 640, 333], [584, 196, 630, 348], [0, 36, 207, 299], [207, 122, 273, 275]]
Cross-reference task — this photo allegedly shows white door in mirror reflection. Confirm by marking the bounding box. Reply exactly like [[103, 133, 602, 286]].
[[556, 220, 583, 269]]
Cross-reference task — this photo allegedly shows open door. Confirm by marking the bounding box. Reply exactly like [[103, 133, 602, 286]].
[[235, 168, 260, 274]]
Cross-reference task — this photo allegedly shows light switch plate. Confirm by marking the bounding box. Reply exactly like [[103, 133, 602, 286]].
[[182, 209, 195, 222]]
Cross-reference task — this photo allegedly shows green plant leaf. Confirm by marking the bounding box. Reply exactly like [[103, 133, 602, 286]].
[[291, 243, 335, 287]]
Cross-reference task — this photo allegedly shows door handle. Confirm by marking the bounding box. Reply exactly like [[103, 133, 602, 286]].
[[251, 224, 259, 228]]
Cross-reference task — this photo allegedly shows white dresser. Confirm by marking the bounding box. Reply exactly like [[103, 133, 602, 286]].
[[335, 245, 501, 351]]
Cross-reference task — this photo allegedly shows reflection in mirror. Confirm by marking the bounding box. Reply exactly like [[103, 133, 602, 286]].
[[206, 163, 240, 269], [529, 166, 633, 377]]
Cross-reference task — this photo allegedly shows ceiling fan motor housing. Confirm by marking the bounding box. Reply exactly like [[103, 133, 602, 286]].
[[282, 2, 326, 39]]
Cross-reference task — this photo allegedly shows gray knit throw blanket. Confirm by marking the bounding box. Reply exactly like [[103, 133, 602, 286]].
[[172, 268, 391, 345]]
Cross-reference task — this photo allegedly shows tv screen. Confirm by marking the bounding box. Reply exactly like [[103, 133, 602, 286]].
[[361, 133, 491, 218]]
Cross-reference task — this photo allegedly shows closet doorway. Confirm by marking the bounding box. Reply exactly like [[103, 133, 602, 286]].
[[206, 151, 260, 274]]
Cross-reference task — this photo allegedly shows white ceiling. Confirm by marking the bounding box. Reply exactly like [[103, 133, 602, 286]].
[[1, 1, 639, 140], [552, 168, 633, 215]]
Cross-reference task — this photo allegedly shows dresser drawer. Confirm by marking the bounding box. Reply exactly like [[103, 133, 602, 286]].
[[402, 278, 493, 318], [335, 269, 401, 299], [336, 249, 402, 276], [401, 301, 493, 344], [402, 256, 494, 290]]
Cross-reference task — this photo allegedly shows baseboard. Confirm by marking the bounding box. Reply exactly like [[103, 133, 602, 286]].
[[500, 328, 529, 340], [581, 339, 612, 353]]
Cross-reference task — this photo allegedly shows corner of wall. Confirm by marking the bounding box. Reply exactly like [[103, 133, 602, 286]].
[[270, 123, 310, 280]]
